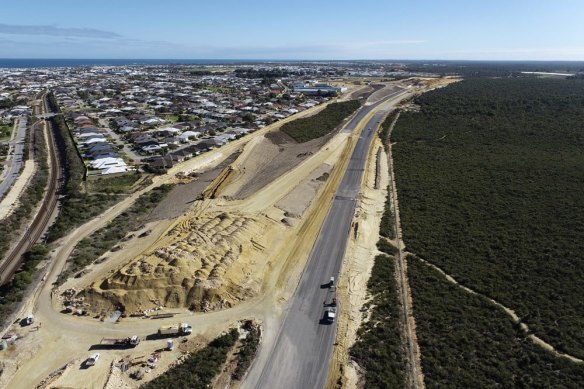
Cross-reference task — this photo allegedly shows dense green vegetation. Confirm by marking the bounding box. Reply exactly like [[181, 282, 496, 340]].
[[281, 100, 361, 142], [0, 123, 11, 140], [378, 109, 400, 147], [0, 244, 49, 323], [404, 60, 584, 78], [378, 186, 396, 241], [409, 257, 584, 388], [392, 78, 584, 358], [142, 329, 239, 389], [45, 94, 140, 242], [0, 123, 48, 261], [61, 184, 173, 283], [232, 322, 261, 381], [350, 254, 406, 388]]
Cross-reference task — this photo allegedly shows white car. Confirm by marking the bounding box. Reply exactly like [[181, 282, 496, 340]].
[[86, 353, 100, 366]]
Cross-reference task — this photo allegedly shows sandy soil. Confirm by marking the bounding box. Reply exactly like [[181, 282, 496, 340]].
[[80, 124, 352, 315], [0, 85, 419, 389], [368, 83, 402, 103], [146, 153, 240, 222], [222, 130, 335, 200], [275, 163, 331, 219]]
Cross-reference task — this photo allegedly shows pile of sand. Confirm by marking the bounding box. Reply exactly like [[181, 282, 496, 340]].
[[83, 209, 284, 313]]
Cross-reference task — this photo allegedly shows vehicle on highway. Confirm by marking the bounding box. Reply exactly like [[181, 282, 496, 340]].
[[324, 307, 337, 323], [323, 286, 337, 307], [86, 353, 100, 366], [329, 276, 335, 287]]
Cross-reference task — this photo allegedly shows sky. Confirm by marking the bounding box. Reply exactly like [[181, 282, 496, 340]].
[[0, 0, 583, 60]]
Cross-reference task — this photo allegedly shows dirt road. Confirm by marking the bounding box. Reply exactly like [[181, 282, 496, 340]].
[[385, 113, 426, 389]]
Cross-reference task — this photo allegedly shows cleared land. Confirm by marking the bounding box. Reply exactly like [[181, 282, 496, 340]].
[[392, 78, 584, 384], [1, 83, 424, 389], [77, 95, 363, 316]]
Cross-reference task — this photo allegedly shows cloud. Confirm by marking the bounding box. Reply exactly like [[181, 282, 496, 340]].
[[0, 23, 121, 39]]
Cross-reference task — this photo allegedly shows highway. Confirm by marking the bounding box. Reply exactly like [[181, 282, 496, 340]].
[[253, 89, 406, 389], [0, 117, 27, 200]]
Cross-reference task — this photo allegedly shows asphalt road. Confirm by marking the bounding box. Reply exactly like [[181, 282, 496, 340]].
[[254, 90, 405, 389], [0, 117, 27, 200]]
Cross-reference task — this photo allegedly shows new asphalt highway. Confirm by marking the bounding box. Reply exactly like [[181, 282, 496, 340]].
[[254, 89, 407, 389]]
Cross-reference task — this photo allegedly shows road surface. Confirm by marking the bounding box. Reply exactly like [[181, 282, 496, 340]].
[[0, 117, 27, 200], [253, 90, 405, 389]]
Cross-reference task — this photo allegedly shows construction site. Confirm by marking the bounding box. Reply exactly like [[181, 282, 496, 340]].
[[0, 78, 455, 388]]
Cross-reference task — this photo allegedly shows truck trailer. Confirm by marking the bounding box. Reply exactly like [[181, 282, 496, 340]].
[[99, 335, 140, 348], [157, 323, 193, 337]]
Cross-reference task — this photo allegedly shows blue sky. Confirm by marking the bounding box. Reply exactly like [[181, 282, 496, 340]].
[[1, 0, 583, 60]]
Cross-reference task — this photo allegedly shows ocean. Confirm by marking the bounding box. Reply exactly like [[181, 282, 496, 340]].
[[0, 58, 267, 69]]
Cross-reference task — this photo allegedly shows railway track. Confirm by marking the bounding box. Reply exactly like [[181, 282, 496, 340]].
[[0, 92, 63, 286]]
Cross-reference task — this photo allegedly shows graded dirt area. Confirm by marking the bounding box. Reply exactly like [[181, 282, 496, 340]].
[[222, 129, 336, 200], [1, 83, 414, 389], [78, 107, 352, 315], [146, 152, 240, 222]]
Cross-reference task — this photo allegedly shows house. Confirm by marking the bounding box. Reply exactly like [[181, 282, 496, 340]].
[[214, 133, 236, 144], [101, 166, 128, 175], [90, 157, 126, 169], [178, 130, 201, 143], [80, 136, 107, 146], [142, 144, 162, 153], [163, 136, 180, 146], [199, 139, 222, 150], [87, 150, 118, 160]]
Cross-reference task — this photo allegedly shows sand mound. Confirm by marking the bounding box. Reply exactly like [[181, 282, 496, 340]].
[[83, 209, 282, 313]]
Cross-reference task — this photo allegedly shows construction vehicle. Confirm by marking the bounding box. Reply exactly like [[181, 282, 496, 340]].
[[323, 286, 337, 307], [157, 323, 192, 337], [99, 335, 140, 348]]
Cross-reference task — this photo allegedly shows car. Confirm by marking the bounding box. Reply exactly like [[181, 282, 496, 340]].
[[329, 276, 335, 287], [324, 307, 337, 323], [86, 353, 100, 366], [25, 315, 34, 325]]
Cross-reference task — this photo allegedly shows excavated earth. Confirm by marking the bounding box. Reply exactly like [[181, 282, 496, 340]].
[[80, 126, 337, 315]]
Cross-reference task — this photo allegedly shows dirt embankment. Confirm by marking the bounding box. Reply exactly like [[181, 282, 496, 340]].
[[222, 129, 334, 200]]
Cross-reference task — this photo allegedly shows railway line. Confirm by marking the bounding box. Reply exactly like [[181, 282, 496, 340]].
[[0, 92, 63, 286]]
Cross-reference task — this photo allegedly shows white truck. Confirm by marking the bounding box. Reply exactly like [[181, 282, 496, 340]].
[[157, 323, 192, 337], [324, 307, 337, 323], [86, 353, 100, 366]]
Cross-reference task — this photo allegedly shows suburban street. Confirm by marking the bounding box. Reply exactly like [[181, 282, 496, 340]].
[[0, 117, 27, 199], [253, 89, 405, 389]]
